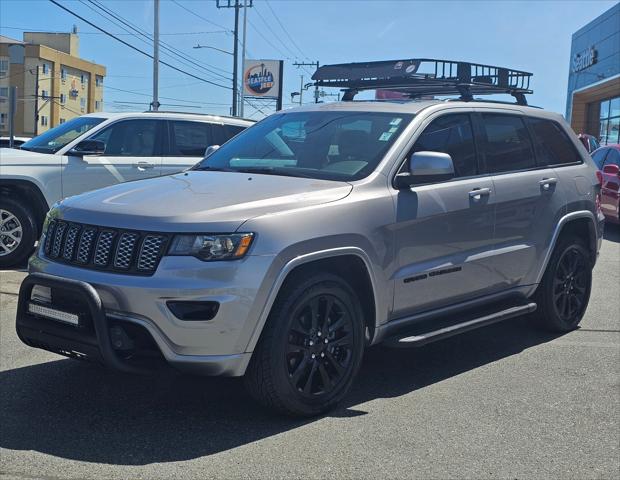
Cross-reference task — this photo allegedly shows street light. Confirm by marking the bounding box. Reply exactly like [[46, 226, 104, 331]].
[[193, 44, 233, 56]]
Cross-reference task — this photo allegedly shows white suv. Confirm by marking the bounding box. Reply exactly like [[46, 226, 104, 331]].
[[0, 111, 252, 266]]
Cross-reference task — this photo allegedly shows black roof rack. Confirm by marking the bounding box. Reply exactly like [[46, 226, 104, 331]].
[[312, 58, 533, 105]]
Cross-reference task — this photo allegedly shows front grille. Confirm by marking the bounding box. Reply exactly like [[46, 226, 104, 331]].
[[43, 221, 169, 275]]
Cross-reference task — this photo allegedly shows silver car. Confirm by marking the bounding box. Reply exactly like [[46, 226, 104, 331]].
[[16, 94, 604, 416]]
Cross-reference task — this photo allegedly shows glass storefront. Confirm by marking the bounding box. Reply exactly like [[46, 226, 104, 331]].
[[599, 97, 620, 145]]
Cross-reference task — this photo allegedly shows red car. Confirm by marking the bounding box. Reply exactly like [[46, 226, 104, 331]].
[[592, 145, 620, 224]]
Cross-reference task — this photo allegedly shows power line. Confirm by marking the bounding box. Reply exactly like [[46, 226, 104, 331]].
[[0, 25, 228, 35], [80, 0, 231, 81], [170, 0, 232, 33], [263, 0, 310, 62], [48, 0, 231, 90], [104, 84, 233, 106], [250, 7, 294, 60]]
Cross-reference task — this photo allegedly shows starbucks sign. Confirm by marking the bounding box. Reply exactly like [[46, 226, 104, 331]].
[[573, 46, 597, 73]]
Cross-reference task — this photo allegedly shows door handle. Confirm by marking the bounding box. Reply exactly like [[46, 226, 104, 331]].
[[468, 187, 491, 201], [539, 177, 558, 191], [133, 161, 155, 171]]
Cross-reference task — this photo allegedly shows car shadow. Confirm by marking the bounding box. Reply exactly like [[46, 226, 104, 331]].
[[0, 316, 564, 465]]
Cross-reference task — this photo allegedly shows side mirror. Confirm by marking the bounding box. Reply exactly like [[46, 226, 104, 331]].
[[205, 145, 220, 157], [394, 151, 455, 188], [602, 163, 620, 176], [69, 139, 106, 157]]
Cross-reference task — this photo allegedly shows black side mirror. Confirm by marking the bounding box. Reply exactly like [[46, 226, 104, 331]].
[[394, 151, 455, 189], [69, 139, 106, 157]]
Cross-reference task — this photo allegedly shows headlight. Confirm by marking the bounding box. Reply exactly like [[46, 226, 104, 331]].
[[167, 233, 254, 261]]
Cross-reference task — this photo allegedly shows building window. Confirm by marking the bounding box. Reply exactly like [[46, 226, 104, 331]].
[[80, 74, 86, 85], [41, 115, 48, 126], [61, 68, 67, 81], [599, 97, 620, 145], [96, 76, 103, 87], [41, 90, 49, 99], [95, 100, 101, 110], [42, 63, 49, 75], [80, 97, 86, 108], [60, 93, 66, 104], [0, 59, 8, 77], [59, 118, 66, 124], [0, 87, 8, 98], [0, 113, 7, 126]]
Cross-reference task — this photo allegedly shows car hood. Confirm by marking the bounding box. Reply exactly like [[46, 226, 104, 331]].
[[56, 170, 353, 232], [0, 148, 57, 165]]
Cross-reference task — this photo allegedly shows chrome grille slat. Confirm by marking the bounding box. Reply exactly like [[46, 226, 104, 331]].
[[62, 224, 81, 260], [114, 233, 138, 269], [138, 235, 165, 271], [77, 228, 96, 264], [43, 221, 166, 275], [93, 231, 116, 266], [50, 222, 67, 258]]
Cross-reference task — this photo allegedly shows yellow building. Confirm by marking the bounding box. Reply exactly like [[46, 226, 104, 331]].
[[0, 31, 106, 137]]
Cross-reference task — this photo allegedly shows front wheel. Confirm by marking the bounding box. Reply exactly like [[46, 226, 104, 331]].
[[0, 198, 37, 268], [244, 273, 365, 417], [532, 236, 592, 332]]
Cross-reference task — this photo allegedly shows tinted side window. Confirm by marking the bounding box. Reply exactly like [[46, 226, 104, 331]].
[[169, 121, 211, 156], [90, 120, 161, 156], [224, 124, 245, 138], [210, 124, 230, 146], [592, 149, 609, 169], [604, 149, 620, 167], [481, 114, 535, 173], [527, 118, 581, 166], [412, 114, 477, 177]]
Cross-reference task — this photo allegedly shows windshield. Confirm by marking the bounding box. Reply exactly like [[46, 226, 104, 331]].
[[20, 116, 106, 153], [194, 111, 413, 181]]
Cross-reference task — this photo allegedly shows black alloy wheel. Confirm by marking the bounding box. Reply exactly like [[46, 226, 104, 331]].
[[552, 246, 590, 325]]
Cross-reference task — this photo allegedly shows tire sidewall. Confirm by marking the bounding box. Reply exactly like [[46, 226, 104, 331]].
[[0, 198, 37, 268], [539, 239, 592, 331], [268, 274, 365, 415]]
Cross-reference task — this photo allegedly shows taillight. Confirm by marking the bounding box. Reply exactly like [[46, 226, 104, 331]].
[[595, 191, 602, 215], [596, 170, 603, 185]]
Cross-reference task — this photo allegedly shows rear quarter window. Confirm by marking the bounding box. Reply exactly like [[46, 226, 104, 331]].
[[480, 114, 536, 173], [526, 117, 582, 166]]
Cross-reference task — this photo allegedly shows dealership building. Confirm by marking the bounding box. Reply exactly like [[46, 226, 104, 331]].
[[566, 3, 620, 145]]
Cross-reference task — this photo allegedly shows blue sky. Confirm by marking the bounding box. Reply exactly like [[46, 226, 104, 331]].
[[1, 0, 617, 119]]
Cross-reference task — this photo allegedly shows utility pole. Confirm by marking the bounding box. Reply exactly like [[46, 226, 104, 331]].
[[239, 0, 248, 117], [152, 0, 160, 111], [298, 75, 303, 105], [217, 0, 253, 117], [293, 61, 320, 103], [33, 66, 39, 136], [8, 86, 17, 148]]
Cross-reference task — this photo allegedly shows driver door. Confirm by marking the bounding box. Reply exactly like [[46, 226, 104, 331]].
[[62, 119, 164, 198]]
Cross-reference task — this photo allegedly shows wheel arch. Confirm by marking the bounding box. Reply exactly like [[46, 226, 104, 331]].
[[535, 210, 599, 286], [246, 248, 380, 353], [0, 179, 50, 236]]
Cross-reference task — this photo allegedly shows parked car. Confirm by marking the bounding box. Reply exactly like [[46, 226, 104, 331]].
[[15, 59, 604, 417], [0, 111, 253, 266], [578, 133, 600, 153], [0, 136, 31, 148], [592, 144, 620, 223]]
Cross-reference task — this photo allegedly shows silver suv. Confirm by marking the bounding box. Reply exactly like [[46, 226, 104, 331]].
[[16, 60, 604, 417]]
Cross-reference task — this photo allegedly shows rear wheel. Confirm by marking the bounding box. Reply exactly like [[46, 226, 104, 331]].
[[0, 198, 37, 268], [532, 236, 592, 332], [244, 273, 365, 417]]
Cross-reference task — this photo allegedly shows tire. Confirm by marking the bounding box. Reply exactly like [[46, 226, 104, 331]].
[[244, 272, 365, 417], [531, 235, 592, 332], [0, 198, 37, 268]]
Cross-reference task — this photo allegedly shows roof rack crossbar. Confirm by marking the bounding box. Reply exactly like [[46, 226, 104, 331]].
[[313, 58, 532, 104]]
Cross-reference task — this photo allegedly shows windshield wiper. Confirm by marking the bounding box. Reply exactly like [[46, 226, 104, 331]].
[[232, 166, 315, 179]]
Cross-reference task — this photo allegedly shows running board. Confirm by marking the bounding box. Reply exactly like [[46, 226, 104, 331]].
[[390, 302, 537, 348]]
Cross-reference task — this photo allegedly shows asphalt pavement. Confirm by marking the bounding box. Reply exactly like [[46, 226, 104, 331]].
[[1, 227, 619, 479]]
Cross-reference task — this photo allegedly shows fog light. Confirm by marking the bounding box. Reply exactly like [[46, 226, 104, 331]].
[[166, 301, 219, 321]]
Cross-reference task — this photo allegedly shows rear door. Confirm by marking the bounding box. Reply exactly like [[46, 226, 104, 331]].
[[62, 118, 164, 198], [392, 112, 497, 317], [161, 121, 247, 176], [478, 113, 567, 287]]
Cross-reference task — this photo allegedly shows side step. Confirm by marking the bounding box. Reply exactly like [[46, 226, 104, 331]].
[[389, 302, 537, 348]]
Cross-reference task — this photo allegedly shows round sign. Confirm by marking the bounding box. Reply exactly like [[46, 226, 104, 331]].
[[245, 63, 275, 96]]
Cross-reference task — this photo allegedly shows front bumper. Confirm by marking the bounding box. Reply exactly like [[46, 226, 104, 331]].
[[18, 252, 278, 376]]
